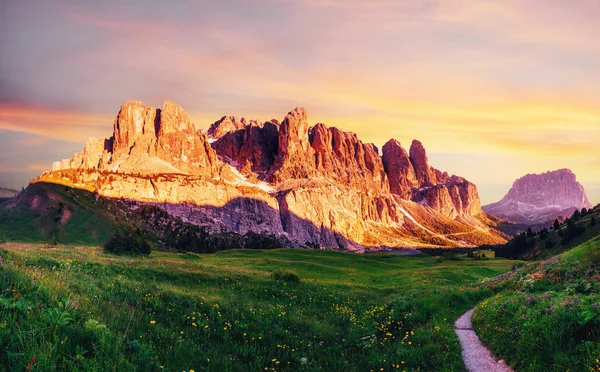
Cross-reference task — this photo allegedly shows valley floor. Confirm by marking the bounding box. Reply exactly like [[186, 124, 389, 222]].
[[0, 244, 517, 371]]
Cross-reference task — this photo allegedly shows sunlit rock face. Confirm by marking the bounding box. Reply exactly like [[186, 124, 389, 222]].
[[381, 139, 481, 219], [39, 100, 506, 251], [483, 169, 592, 225]]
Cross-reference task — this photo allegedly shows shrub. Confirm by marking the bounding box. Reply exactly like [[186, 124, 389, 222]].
[[271, 270, 300, 283], [441, 252, 461, 261], [104, 227, 151, 255]]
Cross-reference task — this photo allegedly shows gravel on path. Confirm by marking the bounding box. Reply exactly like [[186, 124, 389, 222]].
[[455, 309, 514, 372]]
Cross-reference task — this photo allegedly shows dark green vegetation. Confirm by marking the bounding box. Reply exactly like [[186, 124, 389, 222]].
[[0, 182, 290, 252], [491, 205, 600, 260], [0, 245, 516, 371], [473, 235, 600, 371], [104, 227, 152, 255]]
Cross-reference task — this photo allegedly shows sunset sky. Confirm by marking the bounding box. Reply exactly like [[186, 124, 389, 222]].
[[1, 0, 599, 204]]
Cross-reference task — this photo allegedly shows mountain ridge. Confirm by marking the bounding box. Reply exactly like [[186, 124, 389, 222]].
[[30, 100, 507, 251]]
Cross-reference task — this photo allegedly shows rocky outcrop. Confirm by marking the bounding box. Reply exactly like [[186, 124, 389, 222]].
[[381, 139, 479, 218], [411, 176, 482, 219], [207, 116, 248, 140], [483, 169, 592, 225], [37, 100, 506, 251], [309, 124, 388, 191], [52, 100, 226, 178], [266, 107, 317, 183], [212, 121, 279, 179], [382, 139, 418, 198]]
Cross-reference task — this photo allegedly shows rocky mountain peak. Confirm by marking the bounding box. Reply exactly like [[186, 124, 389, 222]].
[[483, 168, 591, 225], [207, 115, 250, 140], [266, 107, 316, 183], [382, 139, 418, 197], [409, 139, 431, 185], [159, 100, 195, 133]]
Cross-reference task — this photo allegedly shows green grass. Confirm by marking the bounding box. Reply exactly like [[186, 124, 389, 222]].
[[0, 245, 516, 371], [0, 183, 120, 245], [473, 236, 600, 371]]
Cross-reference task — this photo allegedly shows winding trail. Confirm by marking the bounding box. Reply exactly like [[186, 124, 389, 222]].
[[454, 309, 513, 372]]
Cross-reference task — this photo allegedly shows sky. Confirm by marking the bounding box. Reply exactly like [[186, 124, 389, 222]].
[[0, 0, 599, 204]]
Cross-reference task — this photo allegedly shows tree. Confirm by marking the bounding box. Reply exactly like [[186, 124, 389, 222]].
[[104, 227, 151, 255], [581, 208, 588, 217], [539, 228, 549, 240], [572, 209, 581, 222], [553, 219, 560, 231], [592, 217, 596, 226]]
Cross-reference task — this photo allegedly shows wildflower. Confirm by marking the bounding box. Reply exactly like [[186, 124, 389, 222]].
[[150, 320, 156, 324]]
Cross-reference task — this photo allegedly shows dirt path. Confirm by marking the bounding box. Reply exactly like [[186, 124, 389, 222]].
[[455, 309, 513, 372]]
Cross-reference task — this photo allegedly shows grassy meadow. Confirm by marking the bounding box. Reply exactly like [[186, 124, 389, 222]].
[[0, 244, 517, 371], [473, 236, 600, 371]]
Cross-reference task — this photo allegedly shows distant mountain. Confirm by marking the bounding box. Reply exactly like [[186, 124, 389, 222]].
[[0, 187, 18, 199], [483, 169, 591, 226], [14, 100, 507, 251]]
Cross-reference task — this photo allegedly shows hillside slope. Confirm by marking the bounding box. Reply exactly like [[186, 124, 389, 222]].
[[473, 232, 600, 371], [492, 205, 600, 260]]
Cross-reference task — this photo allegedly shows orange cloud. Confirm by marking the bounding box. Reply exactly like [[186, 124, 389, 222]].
[[0, 103, 111, 143]]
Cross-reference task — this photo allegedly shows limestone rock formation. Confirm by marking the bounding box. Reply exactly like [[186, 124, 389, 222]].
[[212, 121, 279, 179], [382, 139, 418, 198], [37, 100, 506, 251], [309, 124, 388, 191], [266, 107, 317, 183], [51, 100, 225, 178], [483, 169, 592, 225], [207, 116, 248, 140], [381, 139, 478, 218]]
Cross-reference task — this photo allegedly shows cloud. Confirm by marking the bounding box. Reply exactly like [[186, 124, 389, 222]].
[[0, 103, 111, 142]]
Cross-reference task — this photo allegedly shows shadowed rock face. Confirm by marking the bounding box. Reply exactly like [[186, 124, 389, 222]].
[[212, 121, 279, 179], [38, 100, 505, 251], [382, 139, 418, 198], [483, 169, 592, 225]]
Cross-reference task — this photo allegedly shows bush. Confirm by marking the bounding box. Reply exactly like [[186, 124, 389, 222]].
[[104, 227, 151, 255], [441, 252, 461, 261], [271, 270, 300, 283]]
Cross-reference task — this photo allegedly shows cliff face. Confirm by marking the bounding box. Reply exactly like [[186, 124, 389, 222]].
[[483, 169, 592, 225], [38, 101, 505, 251]]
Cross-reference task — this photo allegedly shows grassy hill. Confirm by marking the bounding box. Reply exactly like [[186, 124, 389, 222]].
[[0, 182, 125, 245], [490, 205, 600, 260], [473, 234, 600, 371], [0, 244, 517, 371]]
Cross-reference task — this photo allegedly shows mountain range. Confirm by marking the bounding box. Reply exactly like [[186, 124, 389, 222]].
[[24, 100, 508, 251], [0, 187, 18, 199]]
